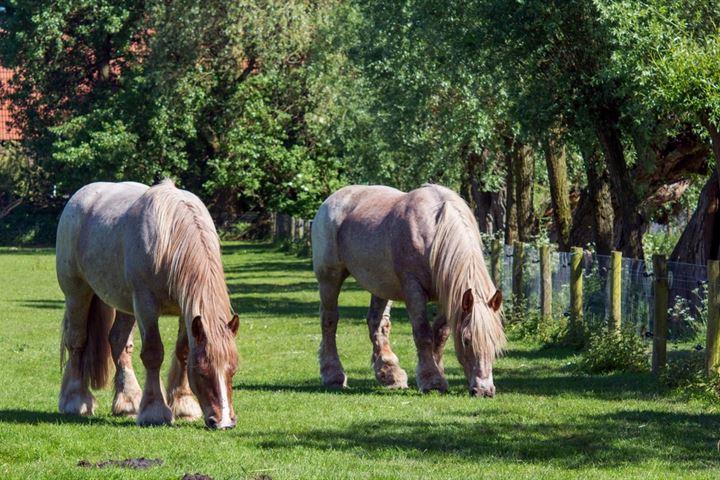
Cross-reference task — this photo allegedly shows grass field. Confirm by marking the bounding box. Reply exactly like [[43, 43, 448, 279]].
[[1, 242, 719, 479]]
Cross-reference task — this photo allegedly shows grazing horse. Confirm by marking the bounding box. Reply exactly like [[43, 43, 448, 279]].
[[56, 180, 239, 428], [312, 184, 505, 396]]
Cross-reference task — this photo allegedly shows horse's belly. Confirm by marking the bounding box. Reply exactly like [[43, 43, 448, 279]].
[[348, 264, 405, 301]]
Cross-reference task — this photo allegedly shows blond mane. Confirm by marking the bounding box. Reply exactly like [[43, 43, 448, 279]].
[[428, 189, 506, 360], [145, 180, 235, 367]]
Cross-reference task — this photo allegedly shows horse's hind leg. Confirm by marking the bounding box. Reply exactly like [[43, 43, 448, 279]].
[[109, 312, 142, 416], [317, 269, 348, 388], [367, 296, 408, 389], [58, 285, 96, 415], [167, 319, 202, 421]]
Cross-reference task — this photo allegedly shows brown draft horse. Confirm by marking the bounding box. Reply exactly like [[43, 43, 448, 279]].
[[312, 184, 505, 396], [56, 180, 239, 428]]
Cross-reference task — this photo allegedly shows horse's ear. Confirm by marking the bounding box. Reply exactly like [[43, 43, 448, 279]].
[[192, 315, 206, 343], [462, 288, 474, 315], [228, 314, 239, 337], [488, 289, 502, 312]]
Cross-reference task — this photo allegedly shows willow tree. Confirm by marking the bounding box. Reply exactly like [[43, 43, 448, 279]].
[[601, 0, 720, 263]]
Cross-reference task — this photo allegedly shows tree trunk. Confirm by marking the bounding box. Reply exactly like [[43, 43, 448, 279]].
[[594, 109, 645, 258], [580, 143, 614, 255], [504, 150, 517, 245], [543, 136, 571, 250], [670, 171, 720, 264], [700, 115, 720, 190], [513, 142, 535, 242]]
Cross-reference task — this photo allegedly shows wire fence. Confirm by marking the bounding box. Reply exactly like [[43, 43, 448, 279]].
[[489, 243, 709, 343]]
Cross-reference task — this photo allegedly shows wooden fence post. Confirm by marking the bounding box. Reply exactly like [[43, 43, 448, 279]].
[[512, 241, 525, 318], [296, 218, 304, 240], [706, 260, 720, 377], [270, 212, 278, 243], [652, 255, 668, 374], [290, 216, 297, 242], [609, 250, 622, 333], [540, 244, 552, 321], [570, 247, 583, 339], [491, 238, 502, 287]]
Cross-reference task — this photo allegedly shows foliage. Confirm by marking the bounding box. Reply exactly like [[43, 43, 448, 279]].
[[660, 350, 720, 402], [0, 0, 346, 220], [579, 324, 650, 374], [668, 283, 708, 342]]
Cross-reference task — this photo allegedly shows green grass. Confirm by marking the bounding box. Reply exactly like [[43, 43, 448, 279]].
[[1, 242, 719, 479]]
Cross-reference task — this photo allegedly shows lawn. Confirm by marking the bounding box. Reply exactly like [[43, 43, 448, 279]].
[[0, 242, 719, 479]]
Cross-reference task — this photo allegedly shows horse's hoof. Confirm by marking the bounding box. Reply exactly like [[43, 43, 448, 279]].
[[416, 368, 449, 394], [374, 358, 408, 389], [170, 393, 202, 421], [112, 389, 141, 417], [321, 371, 348, 389], [59, 391, 97, 416], [137, 401, 173, 427]]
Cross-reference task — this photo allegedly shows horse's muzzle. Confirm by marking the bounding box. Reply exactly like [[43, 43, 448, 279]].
[[470, 385, 496, 398], [205, 416, 236, 429]]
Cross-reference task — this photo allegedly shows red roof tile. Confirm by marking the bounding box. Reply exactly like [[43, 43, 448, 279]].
[[0, 66, 22, 140]]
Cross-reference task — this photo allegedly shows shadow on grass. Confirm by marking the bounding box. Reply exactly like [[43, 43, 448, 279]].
[[0, 248, 55, 255], [235, 378, 385, 395], [0, 409, 134, 427], [16, 299, 64, 310], [256, 409, 720, 470], [226, 259, 312, 275]]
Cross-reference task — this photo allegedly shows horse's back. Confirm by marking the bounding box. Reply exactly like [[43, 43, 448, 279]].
[[312, 185, 403, 266], [56, 182, 149, 309]]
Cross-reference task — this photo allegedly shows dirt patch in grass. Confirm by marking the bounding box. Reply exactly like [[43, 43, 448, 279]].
[[77, 457, 163, 469]]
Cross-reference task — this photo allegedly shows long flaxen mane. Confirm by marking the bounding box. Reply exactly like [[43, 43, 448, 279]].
[[145, 180, 235, 367], [428, 187, 506, 360]]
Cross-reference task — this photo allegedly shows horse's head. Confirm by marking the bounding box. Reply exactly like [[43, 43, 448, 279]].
[[454, 288, 504, 397], [188, 314, 239, 429]]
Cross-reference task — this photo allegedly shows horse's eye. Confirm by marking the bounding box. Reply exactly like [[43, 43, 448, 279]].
[[462, 337, 471, 348]]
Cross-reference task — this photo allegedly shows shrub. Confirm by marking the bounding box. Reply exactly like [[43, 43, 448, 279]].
[[660, 351, 720, 401], [579, 324, 649, 374]]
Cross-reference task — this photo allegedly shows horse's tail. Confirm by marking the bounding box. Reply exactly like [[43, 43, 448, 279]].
[[60, 295, 115, 390]]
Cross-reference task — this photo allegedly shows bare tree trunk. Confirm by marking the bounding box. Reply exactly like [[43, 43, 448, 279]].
[[580, 143, 614, 255], [513, 142, 535, 242], [701, 115, 720, 191], [504, 151, 517, 245], [594, 109, 644, 258], [670, 171, 720, 264], [543, 136, 571, 250]]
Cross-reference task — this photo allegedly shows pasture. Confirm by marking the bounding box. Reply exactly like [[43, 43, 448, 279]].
[[1, 242, 719, 479]]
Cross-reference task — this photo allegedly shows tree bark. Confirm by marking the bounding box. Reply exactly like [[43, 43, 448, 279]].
[[700, 114, 720, 191], [670, 171, 720, 264], [580, 143, 614, 255], [593, 108, 644, 258], [543, 136, 572, 250], [504, 149, 517, 245], [513, 142, 535, 242]]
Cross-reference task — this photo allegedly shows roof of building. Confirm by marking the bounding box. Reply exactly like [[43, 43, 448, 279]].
[[0, 66, 21, 140]]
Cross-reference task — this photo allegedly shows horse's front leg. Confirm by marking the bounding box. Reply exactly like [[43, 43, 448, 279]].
[[133, 293, 173, 426], [167, 320, 202, 421], [404, 283, 448, 393], [109, 312, 142, 416], [367, 296, 408, 389], [432, 313, 450, 374]]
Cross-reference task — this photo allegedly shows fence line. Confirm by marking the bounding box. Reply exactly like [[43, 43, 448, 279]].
[[489, 242, 720, 376]]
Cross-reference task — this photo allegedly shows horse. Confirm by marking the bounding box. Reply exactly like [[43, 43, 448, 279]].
[[56, 180, 239, 428], [311, 184, 505, 397]]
